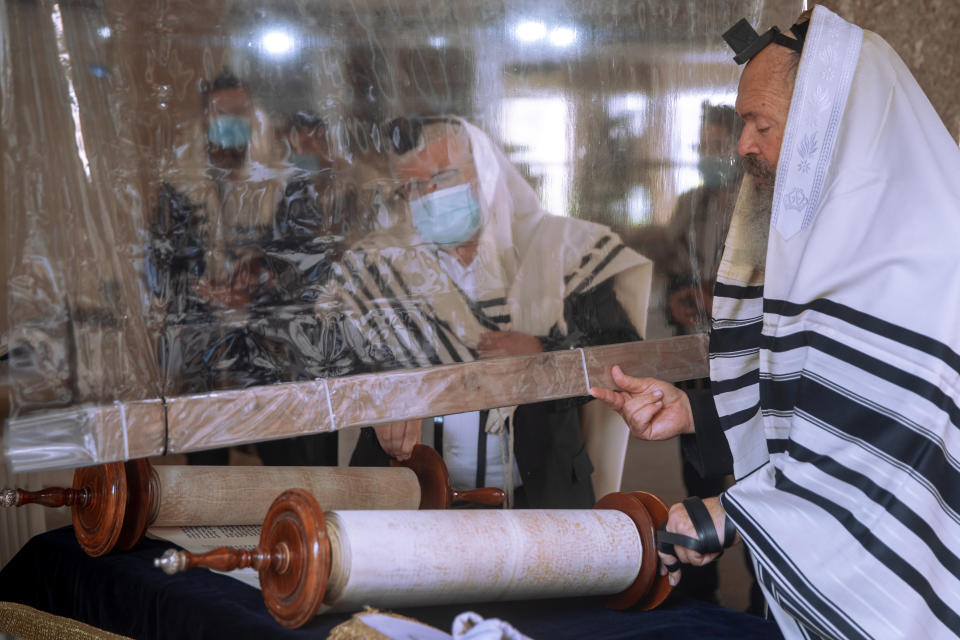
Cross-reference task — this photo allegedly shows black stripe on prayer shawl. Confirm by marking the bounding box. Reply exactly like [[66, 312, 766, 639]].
[[346, 254, 438, 367], [379, 265, 477, 363], [376, 258, 477, 364], [709, 368, 759, 394], [339, 256, 415, 362], [333, 268, 420, 368], [440, 277, 502, 332], [764, 371, 960, 515], [714, 282, 765, 299], [380, 258, 474, 362], [710, 322, 763, 354], [712, 316, 763, 328], [407, 297, 473, 363], [475, 297, 507, 308], [764, 328, 960, 428], [760, 375, 799, 414], [708, 347, 760, 359], [765, 297, 960, 376], [386, 255, 503, 334], [775, 469, 960, 633], [358, 258, 444, 366], [754, 565, 826, 640], [731, 495, 874, 639], [563, 235, 615, 285], [569, 242, 626, 297], [753, 564, 830, 640], [731, 460, 770, 483], [762, 330, 960, 459], [766, 438, 790, 454], [798, 405, 960, 534], [786, 439, 960, 581], [762, 409, 796, 418], [723, 493, 869, 640], [719, 402, 761, 432]]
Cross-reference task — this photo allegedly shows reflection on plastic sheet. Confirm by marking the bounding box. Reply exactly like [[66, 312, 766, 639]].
[[4, 408, 99, 473], [2, 1, 802, 447]]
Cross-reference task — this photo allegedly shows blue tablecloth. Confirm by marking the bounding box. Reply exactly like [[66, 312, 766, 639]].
[[0, 527, 783, 639]]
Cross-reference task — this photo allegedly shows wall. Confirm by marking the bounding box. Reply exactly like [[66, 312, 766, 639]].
[[821, 0, 959, 140]]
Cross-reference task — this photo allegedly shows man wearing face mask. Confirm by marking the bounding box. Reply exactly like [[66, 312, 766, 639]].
[[341, 116, 653, 509], [261, 113, 345, 302], [652, 103, 755, 608], [146, 69, 297, 464], [662, 103, 742, 336]]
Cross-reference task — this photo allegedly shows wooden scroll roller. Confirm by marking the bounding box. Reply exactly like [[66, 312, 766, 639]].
[[1, 445, 504, 557], [154, 488, 673, 629]]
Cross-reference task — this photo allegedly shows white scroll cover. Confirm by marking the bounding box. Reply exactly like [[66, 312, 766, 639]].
[[711, 6, 960, 640]]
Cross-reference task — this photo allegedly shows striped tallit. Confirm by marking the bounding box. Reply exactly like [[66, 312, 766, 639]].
[[330, 118, 652, 373], [713, 7, 960, 639]]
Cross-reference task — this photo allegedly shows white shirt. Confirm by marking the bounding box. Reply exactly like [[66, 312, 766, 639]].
[[440, 411, 521, 492], [436, 250, 521, 492]]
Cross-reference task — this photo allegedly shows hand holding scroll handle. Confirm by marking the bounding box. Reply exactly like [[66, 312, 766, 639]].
[[590, 366, 740, 585], [655, 496, 739, 587]]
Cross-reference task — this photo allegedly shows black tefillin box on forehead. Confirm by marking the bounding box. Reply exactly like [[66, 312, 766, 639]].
[[722, 14, 809, 65]]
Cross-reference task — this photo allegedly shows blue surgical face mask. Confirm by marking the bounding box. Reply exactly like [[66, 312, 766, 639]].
[[410, 183, 482, 246], [290, 153, 320, 172], [208, 116, 252, 150], [698, 155, 740, 189]]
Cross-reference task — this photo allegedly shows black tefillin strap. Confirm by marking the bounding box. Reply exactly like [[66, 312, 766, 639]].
[[722, 17, 809, 65], [656, 497, 738, 573], [384, 115, 464, 155]]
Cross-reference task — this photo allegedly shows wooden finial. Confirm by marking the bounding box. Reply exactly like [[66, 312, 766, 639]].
[[394, 444, 506, 509], [154, 488, 330, 629], [2, 459, 157, 557], [0, 486, 90, 508]]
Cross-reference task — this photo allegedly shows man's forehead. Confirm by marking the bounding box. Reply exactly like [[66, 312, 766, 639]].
[[208, 87, 252, 112], [735, 46, 794, 115], [393, 127, 472, 179]]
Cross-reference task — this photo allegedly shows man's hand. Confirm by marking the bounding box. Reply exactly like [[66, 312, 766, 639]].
[[657, 496, 737, 586], [196, 258, 272, 309], [667, 283, 713, 332], [590, 366, 694, 440], [373, 420, 422, 462], [589, 365, 695, 440], [196, 280, 253, 308], [477, 331, 543, 359], [668, 287, 700, 330]]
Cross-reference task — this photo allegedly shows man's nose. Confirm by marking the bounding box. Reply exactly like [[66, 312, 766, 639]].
[[737, 129, 758, 158]]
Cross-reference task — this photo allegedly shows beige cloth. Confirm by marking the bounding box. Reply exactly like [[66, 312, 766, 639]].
[[0, 601, 131, 639]]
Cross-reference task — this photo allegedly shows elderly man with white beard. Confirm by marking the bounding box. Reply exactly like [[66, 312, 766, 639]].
[[591, 6, 960, 639]]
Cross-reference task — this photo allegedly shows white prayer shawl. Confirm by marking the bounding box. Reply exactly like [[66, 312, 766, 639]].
[[712, 6, 960, 639], [334, 118, 652, 424]]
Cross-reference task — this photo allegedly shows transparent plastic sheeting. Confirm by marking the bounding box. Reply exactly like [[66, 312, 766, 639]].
[[2, 0, 802, 469], [5, 334, 711, 472], [4, 401, 165, 473]]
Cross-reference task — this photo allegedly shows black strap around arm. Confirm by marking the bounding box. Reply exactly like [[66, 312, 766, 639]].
[[656, 496, 738, 557]]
